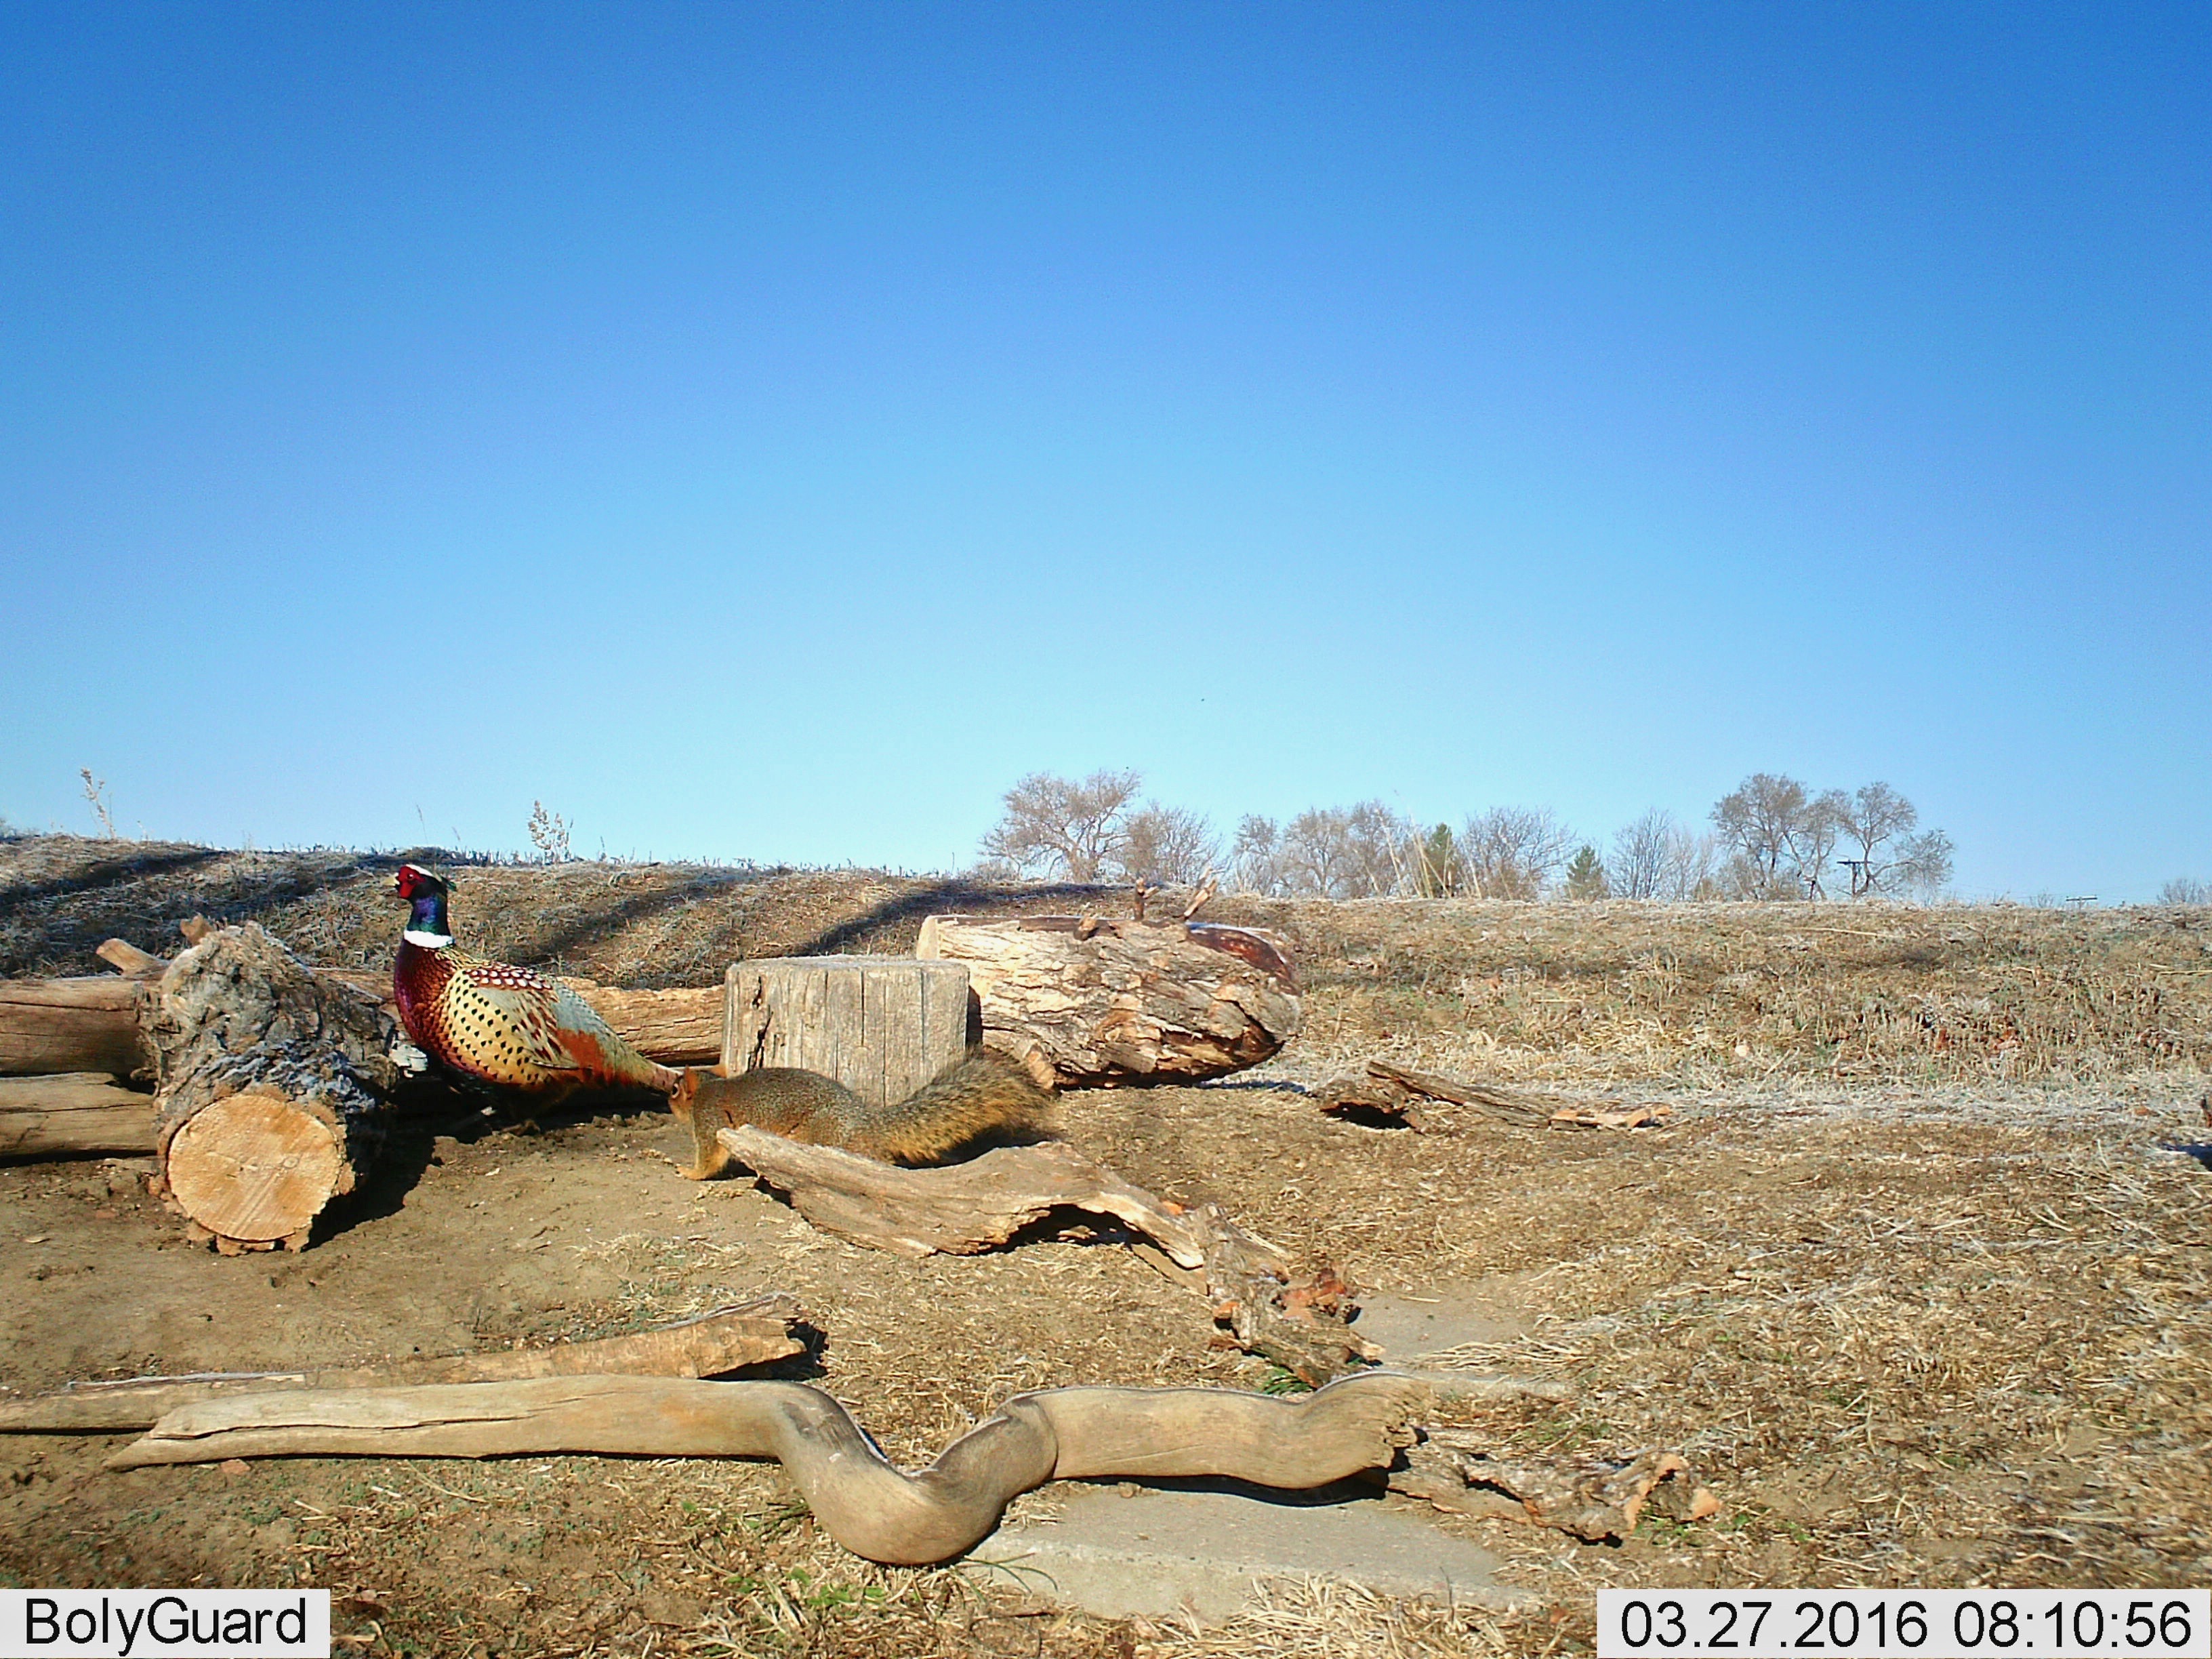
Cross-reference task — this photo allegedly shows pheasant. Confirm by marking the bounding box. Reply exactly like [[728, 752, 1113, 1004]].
[[391, 863, 678, 1099]]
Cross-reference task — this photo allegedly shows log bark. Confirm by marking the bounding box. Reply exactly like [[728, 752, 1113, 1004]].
[[0, 978, 150, 1079], [723, 957, 970, 1109], [914, 915, 1300, 1086], [720, 1128, 1377, 1383], [146, 924, 405, 1252], [107, 1370, 1429, 1566], [0, 1296, 805, 1433], [0, 1073, 156, 1158]]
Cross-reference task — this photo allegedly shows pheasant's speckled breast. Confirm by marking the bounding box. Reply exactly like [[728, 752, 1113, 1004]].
[[394, 941, 675, 1094]]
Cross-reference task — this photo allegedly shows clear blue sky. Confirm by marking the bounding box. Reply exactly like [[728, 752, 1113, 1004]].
[[3, 3, 2205, 897]]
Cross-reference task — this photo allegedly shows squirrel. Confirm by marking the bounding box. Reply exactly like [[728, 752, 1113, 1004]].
[[668, 1046, 1057, 1179]]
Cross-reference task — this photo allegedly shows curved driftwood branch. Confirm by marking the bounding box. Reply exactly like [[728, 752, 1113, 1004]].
[[108, 1370, 1429, 1565]]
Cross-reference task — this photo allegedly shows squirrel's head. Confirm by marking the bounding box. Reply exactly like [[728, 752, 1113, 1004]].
[[670, 1068, 708, 1118]]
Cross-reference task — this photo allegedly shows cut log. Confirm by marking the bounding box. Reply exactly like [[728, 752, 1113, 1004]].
[[721, 1128, 1377, 1383], [914, 914, 1300, 1086], [0, 1296, 806, 1433], [107, 1370, 1430, 1566], [0, 978, 150, 1079], [0, 1073, 156, 1158], [559, 980, 722, 1067], [723, 956, 969, 1109], [146, 924, 404, 1252]]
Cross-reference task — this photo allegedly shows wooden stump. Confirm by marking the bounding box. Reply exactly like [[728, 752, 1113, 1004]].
[[723, 957, 969, 1109], [146, 924, 403, 1252], [914, 914, 1300, 1086], [0, 1073, 157, 1158]]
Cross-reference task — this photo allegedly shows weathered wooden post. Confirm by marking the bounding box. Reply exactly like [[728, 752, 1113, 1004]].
[[722, 956, 970, 1108]]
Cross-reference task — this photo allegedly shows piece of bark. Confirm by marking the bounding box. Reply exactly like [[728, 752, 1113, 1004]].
[[721, 1128, 1376, 1384], [0, 1297, 806, 1433], [0, 1073, 156, 1158], [1313, 1072, 1430, 1130], [914, 914, 1300, 1086], [108, 1370, 1429, 1566], [1364, 1060, 1551, 1124], [724, 956, 970, 1109], [146, 924, 403, 1252], [1387, 1429, 1719, 1541], [0, 977, 150, 1080]]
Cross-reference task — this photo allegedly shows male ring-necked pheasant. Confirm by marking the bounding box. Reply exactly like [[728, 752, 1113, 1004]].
[[392, 863, 678, 1099]]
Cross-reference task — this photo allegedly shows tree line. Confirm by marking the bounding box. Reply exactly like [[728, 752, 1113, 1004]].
[[977, 769, 1955, 902]]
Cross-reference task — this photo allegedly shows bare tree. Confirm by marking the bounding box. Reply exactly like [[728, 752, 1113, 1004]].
[[979, 769, 1142, 881], [2159, 876, 2211, 905], [1711, 773, 1809, 898], [1661, 827, 1721, 899], [1457, 807, 1575, 900], [1840, 782, 1918, 896], [1343, 800, 1418, 897], [1892, 828, 1954, 902], [1607, 808, 1676, 899], [1230, 815, 1288, 896], [1108, 804, 1219, 885], [1263, 802, 1418, 899], [1277, 808, 1360, 898], [1794, 789, 1851, 899]]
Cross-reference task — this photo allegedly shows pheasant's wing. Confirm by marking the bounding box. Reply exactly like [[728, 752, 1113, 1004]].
[[445, 956, 676, 1092], [443, 959, 589, 1084], [544, 979, 677, 1090]]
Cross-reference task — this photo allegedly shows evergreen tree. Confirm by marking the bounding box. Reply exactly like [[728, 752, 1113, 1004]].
[[1417, 823, 1462, 896], [1564, 844, 1609, 900]]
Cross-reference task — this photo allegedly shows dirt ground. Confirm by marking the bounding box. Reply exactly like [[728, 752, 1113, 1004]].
[[2, 836, 2208, 1657]]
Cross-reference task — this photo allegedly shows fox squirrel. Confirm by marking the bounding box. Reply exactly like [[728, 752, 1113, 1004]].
[[668, 1047, 1056, 1178]]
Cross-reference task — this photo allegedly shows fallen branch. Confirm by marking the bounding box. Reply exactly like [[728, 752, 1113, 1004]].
[[721, 1128, 1377, 1385], [0, 1297, 805, 1433], [1317, 1061, 1673, 1132], [108, 1370, 1431, 1566]]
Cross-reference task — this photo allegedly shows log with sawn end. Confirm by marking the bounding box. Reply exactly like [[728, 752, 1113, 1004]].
[[0, 1073, 156, 1159], [144, 923, 404, 1253]]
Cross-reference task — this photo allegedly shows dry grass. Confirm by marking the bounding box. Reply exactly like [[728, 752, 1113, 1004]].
[[3, 834, 2210, 1658], [6, 835, 2209, 1089]]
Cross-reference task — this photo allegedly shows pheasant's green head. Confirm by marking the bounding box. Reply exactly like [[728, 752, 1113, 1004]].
[[394, 863, 453, 947]]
